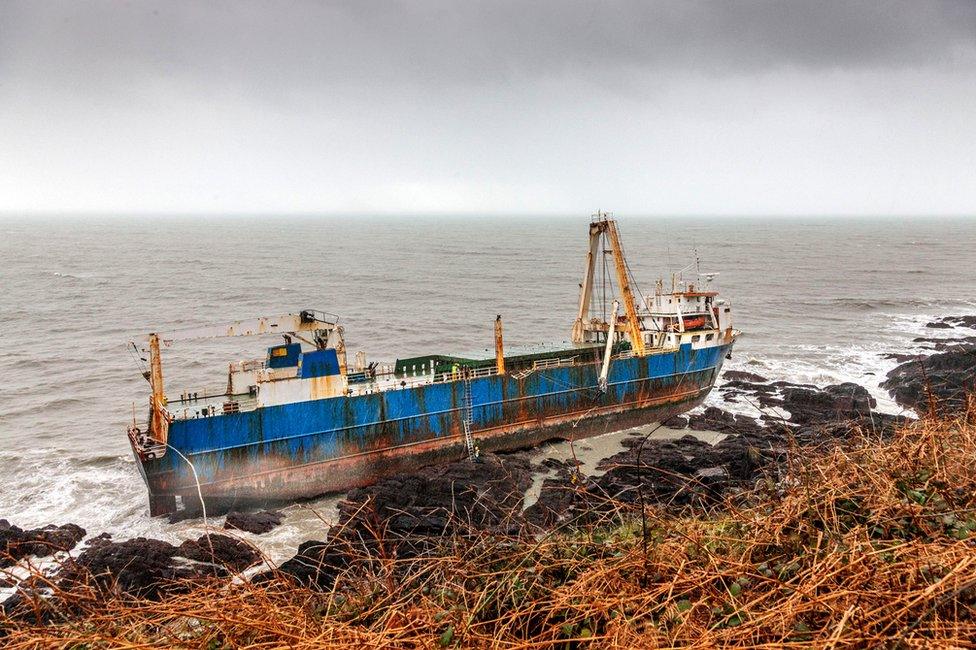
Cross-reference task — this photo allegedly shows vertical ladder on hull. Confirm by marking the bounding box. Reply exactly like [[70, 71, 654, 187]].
[[461, 371, 479, 460]]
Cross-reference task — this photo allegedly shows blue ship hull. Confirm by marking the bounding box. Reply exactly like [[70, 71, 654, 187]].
[[137, 341, 732, 515]]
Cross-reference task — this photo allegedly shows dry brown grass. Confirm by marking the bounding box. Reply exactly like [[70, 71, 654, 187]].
[[5, 404, 976, 648]]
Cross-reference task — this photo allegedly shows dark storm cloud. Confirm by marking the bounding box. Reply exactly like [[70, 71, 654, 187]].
[[2, 0, 974, 100], [1, 1, 974, 215]]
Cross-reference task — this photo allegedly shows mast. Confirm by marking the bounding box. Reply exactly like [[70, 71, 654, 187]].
[[147, 332, 170, 445], [572, 221, 604, 344], [494, 315, 506, 375], [604, 219, 646, 356]]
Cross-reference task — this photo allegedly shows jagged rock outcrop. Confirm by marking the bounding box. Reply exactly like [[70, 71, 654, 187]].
[[224, 510, 284, 535], [882, 345, 976, 415], [0, 520, 85, 568], [56, 533, 260, 600]]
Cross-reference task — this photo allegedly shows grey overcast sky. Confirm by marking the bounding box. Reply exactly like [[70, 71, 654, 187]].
[[1, 1, 974, 216]]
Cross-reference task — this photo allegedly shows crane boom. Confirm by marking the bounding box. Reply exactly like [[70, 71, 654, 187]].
[[604, 219, 646, 356], [148, 310, 338, 344], [571, 222, 604, 344]]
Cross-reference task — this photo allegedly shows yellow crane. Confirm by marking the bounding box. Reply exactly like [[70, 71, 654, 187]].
[[571, 212, 646, 356]]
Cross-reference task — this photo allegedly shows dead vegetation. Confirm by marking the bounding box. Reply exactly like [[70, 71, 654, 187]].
[[5, 401, 976, 648]]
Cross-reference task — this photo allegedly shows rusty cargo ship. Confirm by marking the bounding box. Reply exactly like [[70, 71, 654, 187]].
[[127, 214, 740, 516]]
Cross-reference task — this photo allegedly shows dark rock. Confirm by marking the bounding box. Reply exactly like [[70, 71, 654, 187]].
[[0, 520, 86, 568], [178, 534, 261, 572], [596, 432, 779, 507], [723, 370, 769, 383], [882, 345, 976, 414], [539, 457, 575, 470], [619, 436, 649, 448], [256, 539, 349, 589], [719, 379, 780, 402], [779, 382, 875, 425], [524, 428, 784, 528], [911, 335, 976, 351], [927, 316, 976, 330], [526, 383, 906, 527], [224, 510, 284, 535], [883, 353, 916, 363], [338, 453, 533, 539], [946, 315, 976, 329], [523, 474, 592, 528], [688, 407, 761, 434], [661, 415, 688, 428], [58, 537, 192, 600], [694, 466, 731, 485], [0, 588, 62, 625], [58, 533, 260, 600]]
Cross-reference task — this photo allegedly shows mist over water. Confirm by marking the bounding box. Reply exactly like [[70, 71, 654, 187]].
[[1, 215, 974, 558]]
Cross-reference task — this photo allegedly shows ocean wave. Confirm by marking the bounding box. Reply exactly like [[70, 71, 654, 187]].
[[76, 454, 130, 468], [772, 297, 976, 314]]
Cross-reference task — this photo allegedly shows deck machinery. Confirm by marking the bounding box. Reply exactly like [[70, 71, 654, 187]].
[[128, 213, 739, 516]]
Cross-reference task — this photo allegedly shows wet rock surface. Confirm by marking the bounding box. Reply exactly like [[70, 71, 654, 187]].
[[910, 335, 976, 351], [56, 533, 261, 600], [224, 509, 284, 535], [723, 370, 770, 383], [0, 520, 85, 568], [599, 431, 773, 503], [255, 538, 349, 589], [58, 537, 190, 600], [661, 415, 688, 428], [338, 453, 533, 539], [780, 382, 876, 424], [927, 316, 976, 330], [526, 417, 777, 528], [688, 406, 762, 434], [525, 373, 910, 527], [882, 345, 976, 414], [878, 318, 976, 415], [719, 378, 879, 425], [178, 533, 261, 572]]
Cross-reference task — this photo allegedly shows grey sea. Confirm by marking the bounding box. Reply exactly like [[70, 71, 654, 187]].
[[1, 215, 974, 559]]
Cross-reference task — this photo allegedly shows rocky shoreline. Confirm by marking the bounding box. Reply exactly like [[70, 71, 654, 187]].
[[3, 316, 975, 616]]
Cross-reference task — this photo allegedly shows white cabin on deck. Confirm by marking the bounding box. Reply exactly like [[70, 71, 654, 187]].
[[225, 342, 348, 409], [642, 280, 734, 351]]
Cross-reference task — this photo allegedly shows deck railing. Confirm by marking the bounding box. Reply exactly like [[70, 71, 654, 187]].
[[167, 391, 258, 420], [165, 351, 617, 418]]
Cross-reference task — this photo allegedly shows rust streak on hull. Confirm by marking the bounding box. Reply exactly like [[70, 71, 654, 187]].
[[153, 380, 711, 510]]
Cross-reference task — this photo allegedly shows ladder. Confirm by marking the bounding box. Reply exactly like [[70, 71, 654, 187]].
[[461, 371, 478, 460]]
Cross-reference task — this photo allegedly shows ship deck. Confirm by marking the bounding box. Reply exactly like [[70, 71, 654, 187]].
[[162, 340, 665, 423]]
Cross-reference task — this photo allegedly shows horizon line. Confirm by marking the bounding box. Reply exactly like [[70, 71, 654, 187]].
[[1, 211, 973, 220]]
